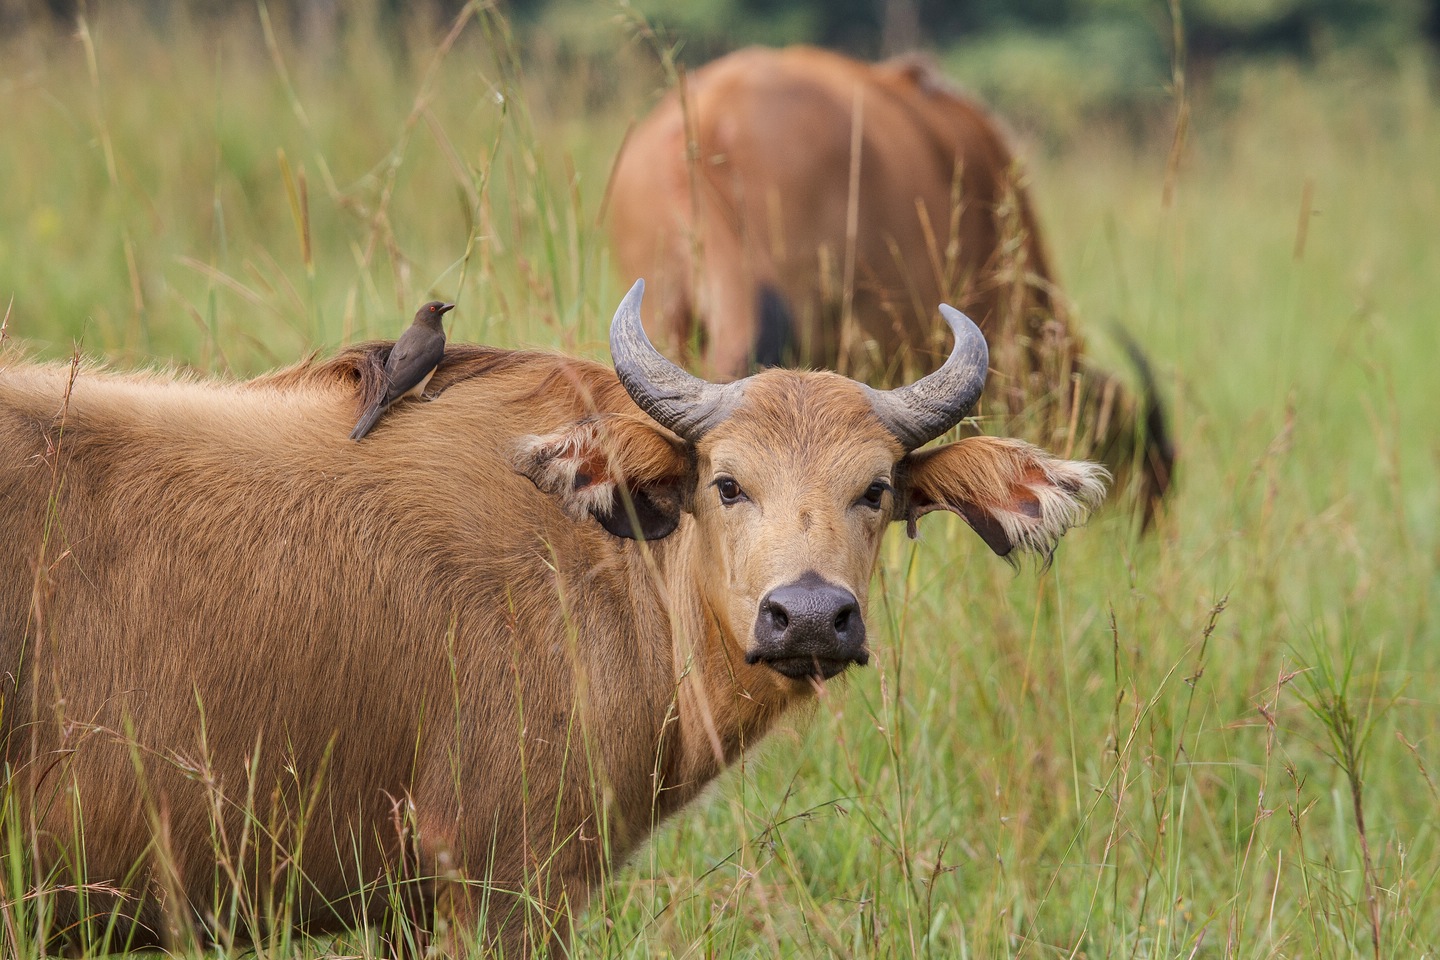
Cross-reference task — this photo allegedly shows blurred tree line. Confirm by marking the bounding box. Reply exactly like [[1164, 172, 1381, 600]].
[[3, 0, 1433, 56], [528, 0, 1432, 61], [1, 0, 1431, 138]]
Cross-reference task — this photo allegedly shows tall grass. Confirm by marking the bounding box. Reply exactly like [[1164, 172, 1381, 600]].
[[1, 4, 1437, 956]]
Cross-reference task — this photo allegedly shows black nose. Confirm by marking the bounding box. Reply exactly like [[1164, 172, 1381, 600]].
[[747, 572, 868, 680]]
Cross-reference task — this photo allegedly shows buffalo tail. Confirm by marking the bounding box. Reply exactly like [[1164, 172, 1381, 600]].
[[1114, 325, 1175, 524]]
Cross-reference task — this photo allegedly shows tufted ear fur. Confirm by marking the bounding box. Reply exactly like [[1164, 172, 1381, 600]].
[[512, 413, 691, 541], [900, 436, 1108, 559]]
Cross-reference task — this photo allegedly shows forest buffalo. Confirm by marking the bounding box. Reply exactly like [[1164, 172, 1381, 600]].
[[0, 282, 1104, 953], [608, 45, 1172, 518]]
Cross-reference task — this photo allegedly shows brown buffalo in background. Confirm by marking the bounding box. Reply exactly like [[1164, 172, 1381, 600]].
[[608, 45, 1173, 520], [0, 283, 1104, 954]]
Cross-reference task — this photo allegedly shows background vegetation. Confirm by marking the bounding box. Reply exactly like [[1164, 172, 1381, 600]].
[[1, 0, 1436, 956]]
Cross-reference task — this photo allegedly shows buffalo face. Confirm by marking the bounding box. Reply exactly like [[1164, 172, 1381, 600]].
[[679, 377, 900, 683]]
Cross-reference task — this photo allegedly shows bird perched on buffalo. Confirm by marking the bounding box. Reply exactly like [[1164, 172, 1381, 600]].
[[350, 300, 453, 441]]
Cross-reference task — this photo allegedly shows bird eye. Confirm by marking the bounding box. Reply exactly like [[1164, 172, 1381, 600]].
[[714, 476, 746, 506], [858, 481, 889, 510]]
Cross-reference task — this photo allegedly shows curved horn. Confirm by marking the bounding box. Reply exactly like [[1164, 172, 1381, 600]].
[[863, 304, 989, 450], [609, 279, 742, 441]]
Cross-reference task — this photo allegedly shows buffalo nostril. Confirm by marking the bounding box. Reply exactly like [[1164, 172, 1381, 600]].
[[766, 602, 790, 631], [834, 608, 851, 633]]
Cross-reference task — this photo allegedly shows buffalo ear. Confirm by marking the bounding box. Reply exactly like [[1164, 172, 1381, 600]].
[[512, 414, 690, 541], [900, 436, 1108, 559], [591, 486, 682, 540]]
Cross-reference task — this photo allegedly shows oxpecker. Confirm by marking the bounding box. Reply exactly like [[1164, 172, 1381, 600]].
[[350, 300, 453, 440]]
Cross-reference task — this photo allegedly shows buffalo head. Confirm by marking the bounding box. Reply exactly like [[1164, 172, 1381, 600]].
[[515, 280, 1107, 685]]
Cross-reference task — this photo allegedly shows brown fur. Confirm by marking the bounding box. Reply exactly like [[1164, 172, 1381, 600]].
[[608, 45, 1170, 514], [0, 338, 1104, 953]]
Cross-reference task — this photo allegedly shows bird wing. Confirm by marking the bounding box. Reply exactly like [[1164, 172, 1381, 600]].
[[383, 327, 446, 402]]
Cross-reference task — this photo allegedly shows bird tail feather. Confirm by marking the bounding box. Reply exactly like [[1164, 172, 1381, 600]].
[[350, 402, 386, 441]]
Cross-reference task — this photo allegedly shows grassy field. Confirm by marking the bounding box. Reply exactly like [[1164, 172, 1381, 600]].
[[2, 4, 1438, 957]]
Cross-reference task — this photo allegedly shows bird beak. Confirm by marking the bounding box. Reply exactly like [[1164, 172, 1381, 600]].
[[439, 302, 456, 315]]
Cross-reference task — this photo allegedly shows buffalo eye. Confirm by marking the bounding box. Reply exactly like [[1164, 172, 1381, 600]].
[[858, 480, 890, 510], [714, 476, 747, 506]]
